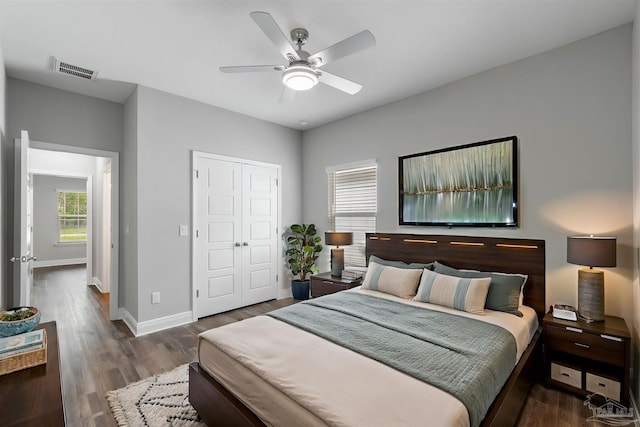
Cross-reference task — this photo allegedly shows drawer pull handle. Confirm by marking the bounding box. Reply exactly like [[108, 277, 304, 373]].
[[322, 281, 334, 284], [566, 327, 583, 333], [601, 334, 623, 342], [561, 373, 571, 377], [574, 343, 590, 349], [598, 383, 606, 387]]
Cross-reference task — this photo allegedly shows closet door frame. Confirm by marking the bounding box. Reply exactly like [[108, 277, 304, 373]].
[[191, 151, 282, 321]]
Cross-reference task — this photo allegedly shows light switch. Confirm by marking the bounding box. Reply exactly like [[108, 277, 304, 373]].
[[179, 225, 189, 237], [151, 292, 160, 304]]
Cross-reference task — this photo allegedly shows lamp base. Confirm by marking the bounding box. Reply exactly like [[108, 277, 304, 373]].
[[330, 248, 344, 277], [577, 268, 604, 322]]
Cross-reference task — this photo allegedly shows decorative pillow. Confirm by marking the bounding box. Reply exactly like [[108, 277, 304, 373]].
[[433, 261, 527, 317], [361, 262, 423, 298], [413, 269, 491, 315], [369, 255, 434, 271]]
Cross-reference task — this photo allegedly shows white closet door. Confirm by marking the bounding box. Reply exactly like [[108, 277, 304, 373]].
[[241, 164, 278, 306], [196, 158, 242, 317]]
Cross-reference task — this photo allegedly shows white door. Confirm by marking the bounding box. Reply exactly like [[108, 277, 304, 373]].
[[12, 130, 34, 306], [194, 154, 279, 318], [196, 158, 243, 316], [241, 164, 278, 306]]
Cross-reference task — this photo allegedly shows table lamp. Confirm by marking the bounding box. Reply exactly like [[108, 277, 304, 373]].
[[566, 235, 616, 322], [325, 232, 353, 277]]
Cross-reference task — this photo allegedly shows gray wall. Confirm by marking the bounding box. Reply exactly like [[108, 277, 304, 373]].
[[122, 88, 139, 318], [4, 78, 123, 305], [631, 2, 640, 409], [130, 85, 302, 322], [0, 24, 6, 309], [303, 25, 634, 327], [29, 149, 106, 277], [32, 175, 87, 263]]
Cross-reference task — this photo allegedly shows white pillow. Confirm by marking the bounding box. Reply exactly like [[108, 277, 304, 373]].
[[361, 262, 423, 298], [413, 269, 491, 315]]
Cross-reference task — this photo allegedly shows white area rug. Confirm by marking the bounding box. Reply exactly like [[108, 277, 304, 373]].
[[107, 364, 205, 427]]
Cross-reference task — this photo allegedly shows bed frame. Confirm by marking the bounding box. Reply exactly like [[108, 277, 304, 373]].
[[189, 233, 546, 427]]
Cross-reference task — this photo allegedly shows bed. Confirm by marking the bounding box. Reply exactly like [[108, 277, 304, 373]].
[[189, 233, 546, 426]]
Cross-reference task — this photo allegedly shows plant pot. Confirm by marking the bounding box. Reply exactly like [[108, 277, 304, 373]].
[[291, 280, 310, 301], [0, 306, 41, 337]]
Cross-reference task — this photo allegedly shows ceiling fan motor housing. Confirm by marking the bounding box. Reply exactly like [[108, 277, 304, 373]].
[[290, 28, 309, 45]]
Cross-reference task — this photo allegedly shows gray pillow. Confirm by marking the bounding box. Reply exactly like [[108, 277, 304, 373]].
[[433, 261, 526, 317], [369, 255, 434, 271]]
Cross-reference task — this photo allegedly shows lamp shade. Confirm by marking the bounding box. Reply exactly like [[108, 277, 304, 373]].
[[325, 232, 353, 246], [567, 236, 616, 268]]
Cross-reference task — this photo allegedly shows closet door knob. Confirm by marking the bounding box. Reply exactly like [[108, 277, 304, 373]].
[[234, 242, 241, 247], [243, 242, 249, 246]]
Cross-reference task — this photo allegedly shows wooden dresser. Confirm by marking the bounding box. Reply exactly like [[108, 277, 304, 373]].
[[0, 321, 65, 426]]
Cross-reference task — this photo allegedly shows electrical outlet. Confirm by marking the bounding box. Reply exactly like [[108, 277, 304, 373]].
[[179, 225, 189, 237], [151, 292, 160, 304]]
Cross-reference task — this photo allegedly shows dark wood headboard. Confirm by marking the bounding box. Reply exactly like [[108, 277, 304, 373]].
[[366, 233, 546, 320]]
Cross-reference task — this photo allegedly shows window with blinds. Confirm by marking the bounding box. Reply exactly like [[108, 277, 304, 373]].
[[327, 161, 377, 267]]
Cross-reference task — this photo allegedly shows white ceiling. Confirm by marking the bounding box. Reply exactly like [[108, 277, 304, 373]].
[[0, 0, 635, 130]]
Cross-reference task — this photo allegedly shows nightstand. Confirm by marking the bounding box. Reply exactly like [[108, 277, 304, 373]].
[[310, 272, 362, 297], [543, 312, 630, 406]]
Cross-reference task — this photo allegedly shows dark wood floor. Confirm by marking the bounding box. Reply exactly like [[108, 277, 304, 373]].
[[32, 265, 594, 427]]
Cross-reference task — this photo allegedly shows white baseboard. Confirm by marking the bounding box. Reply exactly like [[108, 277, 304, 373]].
[[118, 308, 194, 337], [91, 277, 109, 293], [33, 258, 87, 268], [119, 308, 137, 336], [278, 287, 293, 299]]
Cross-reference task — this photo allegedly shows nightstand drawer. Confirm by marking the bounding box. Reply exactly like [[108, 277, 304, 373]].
[[310, 273, 362, 298], [545, 324, 625, 366], [311, 279, 347, 296], [586, 372, 621, 401], [551, 362, 582, 389]]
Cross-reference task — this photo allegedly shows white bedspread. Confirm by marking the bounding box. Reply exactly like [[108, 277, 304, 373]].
[[198, 289, 538, 427]]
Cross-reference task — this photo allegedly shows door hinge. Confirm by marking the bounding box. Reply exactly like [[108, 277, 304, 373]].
[[196, 230, 199, 238], [275, 178, 278, 186], [195, 170, 199, 179], [196, 289, 200, 298], [276, 274, 279, 282]]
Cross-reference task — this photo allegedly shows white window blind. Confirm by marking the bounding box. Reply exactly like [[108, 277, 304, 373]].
[[327, 161, 377, 267]]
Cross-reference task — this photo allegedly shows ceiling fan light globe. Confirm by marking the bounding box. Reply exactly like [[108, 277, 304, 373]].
[[282, 66, 318, 91]]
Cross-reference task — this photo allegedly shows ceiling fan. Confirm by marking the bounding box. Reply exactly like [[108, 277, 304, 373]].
[[220, 11, 376, 102]]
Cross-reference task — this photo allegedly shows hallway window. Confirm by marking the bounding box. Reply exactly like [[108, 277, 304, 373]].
[[57, 191, 87, 242]]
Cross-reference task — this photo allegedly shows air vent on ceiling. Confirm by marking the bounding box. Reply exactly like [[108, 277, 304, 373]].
[[53, 57, 98, 81]]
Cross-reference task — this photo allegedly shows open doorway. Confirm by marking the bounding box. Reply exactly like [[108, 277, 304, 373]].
[[23, 140, 119, 320]]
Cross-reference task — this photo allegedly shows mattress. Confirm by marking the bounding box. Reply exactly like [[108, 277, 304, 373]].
[[197, 289, 539, 427]]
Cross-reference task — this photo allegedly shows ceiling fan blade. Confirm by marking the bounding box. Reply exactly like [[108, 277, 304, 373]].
[[279, 86, 296, 103], [219, 65, 284, 73], [318, 71, 362, 95], [308, 30, 375, 67], [250, 11, 300, 61]]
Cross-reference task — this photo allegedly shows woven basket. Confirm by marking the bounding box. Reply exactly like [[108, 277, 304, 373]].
[[0, 329, 47, 375]]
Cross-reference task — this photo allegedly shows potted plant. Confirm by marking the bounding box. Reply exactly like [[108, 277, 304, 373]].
[[286, 224, 323, 300]]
